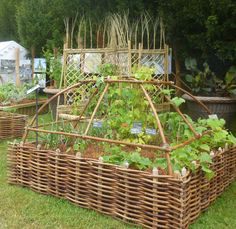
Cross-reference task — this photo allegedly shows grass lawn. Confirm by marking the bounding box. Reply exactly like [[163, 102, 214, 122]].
[[0, 114, 236, 228]]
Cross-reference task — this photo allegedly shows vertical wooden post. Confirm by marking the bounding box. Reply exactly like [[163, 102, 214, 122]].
[[128, 40, 132, 77], [15, 48, 21, 87], [164, 44, 169, 82], [31, 47, 35, 80], [138, 43, 143, 68]]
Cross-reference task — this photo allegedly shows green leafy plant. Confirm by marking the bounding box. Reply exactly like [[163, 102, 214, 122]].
[[43, 48, 62, 88], [185, 58, 236, 96]]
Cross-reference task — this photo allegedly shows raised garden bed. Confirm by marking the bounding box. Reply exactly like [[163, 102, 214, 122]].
[[7, 143, 236, 229], [0, 99, 49, 116], [0, 111, 27, 139]]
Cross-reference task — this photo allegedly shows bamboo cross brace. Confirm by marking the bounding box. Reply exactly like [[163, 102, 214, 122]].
[[164, 95, 200, 138], [140, 84, 167, 145], [172, 84, 212, 114], [84, 83, 110, 135], [25, 127, 170, 151], [140, 84, 173, 175]]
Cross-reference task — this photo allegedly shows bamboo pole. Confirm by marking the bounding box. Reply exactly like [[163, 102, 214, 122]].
[[140, 84, 173, 175], [171, 130, 212, 150], [31, 47, 35, 79], [138, 43, 143, 68], [15, 48, 21, 87], [128, 40, 132, 77], [84, 83, 109, 135], [25, 127, 170, 151], [162, 94, 199, 138], [164, 44, 169, 81], [140, 84, 167, 145], [73, 88, 98, 128]]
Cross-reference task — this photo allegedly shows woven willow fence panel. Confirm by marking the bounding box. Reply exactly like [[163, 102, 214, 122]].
[[0, 112, 27, 139], [8, 143, 236, 229]]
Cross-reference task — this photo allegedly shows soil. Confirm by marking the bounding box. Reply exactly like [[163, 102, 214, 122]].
[[54, 142, 167, 174]]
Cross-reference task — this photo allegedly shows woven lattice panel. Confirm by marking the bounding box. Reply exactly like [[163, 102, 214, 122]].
[[62, 47, 170, 106]]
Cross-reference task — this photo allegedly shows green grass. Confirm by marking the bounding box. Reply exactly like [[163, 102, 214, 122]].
[[0, 115, 236, 228]]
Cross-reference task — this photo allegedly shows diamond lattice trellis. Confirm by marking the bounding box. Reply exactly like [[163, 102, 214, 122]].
[[61, 45, 170, 106]]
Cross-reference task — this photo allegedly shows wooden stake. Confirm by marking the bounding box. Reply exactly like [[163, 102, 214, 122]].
[[15, 48, 21, 87], [84, 83, 109, 135]]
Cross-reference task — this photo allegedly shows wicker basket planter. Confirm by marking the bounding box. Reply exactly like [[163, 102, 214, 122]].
[[182, 94, 236, 129], [0, 99, 49, 116], [0, 111, 27, 140], [7, 143, 236, 229]]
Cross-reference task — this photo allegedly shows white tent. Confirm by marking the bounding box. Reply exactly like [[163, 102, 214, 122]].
[[0, 41, 31, 84]]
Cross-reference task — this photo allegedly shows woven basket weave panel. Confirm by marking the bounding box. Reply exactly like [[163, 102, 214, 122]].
[[6, 143, 236, 229], [66, 156, 90, 208], [88, 161, 116, 215], [114, 168, 143, 224], [30, 149, 49, 195], [0, 112, 27, 139], [140, 175, 170, 229], [48, 152, 69, 198], [167, 176, 192, 229]]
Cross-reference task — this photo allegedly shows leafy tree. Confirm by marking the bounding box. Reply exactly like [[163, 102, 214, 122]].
[[158, 0, 236, 76], [0, 0, 22, 41]]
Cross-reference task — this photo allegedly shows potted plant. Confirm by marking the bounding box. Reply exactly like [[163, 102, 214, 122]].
[[182, 58, 236, 128]]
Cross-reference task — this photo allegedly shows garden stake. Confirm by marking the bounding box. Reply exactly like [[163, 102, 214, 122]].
[[84, 83, 110, 135]]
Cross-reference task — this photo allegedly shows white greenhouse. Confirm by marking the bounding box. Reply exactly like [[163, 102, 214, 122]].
[[0, 41, 31, 85]]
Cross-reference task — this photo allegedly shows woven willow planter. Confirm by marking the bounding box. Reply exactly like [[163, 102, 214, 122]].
[[7, 143, 236, 229], [0, 99, 49, 116], [0, 112, 27, 140], [182, 94, 236, 128]]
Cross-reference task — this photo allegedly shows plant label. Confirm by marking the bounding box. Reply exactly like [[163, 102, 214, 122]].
[[133, 122, 142, 128], [26, 84, 40, 94], [145, 128, 157, 135], [93, 121, 103, 128], [208, 114, 218, 119], [131, 127, 142, 135]]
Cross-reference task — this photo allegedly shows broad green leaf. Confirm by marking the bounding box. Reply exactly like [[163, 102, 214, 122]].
[[171, 97, 185, 107], [199, 144, 210, 152], [199, 152, 212, 163]]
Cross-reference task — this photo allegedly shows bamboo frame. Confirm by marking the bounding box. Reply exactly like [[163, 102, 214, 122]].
[[23, 79, 214, 176]]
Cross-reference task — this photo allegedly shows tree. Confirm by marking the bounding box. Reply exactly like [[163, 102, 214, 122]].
[[158, 0, 236, 77], [0, 0, 22, 41]]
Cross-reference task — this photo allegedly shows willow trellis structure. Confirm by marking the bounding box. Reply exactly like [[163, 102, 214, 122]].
[[60, 42, 170, 108], [8, 79, 236, 229]]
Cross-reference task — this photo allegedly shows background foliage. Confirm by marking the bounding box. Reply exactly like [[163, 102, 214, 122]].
[[0, 0, 235, 75]]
